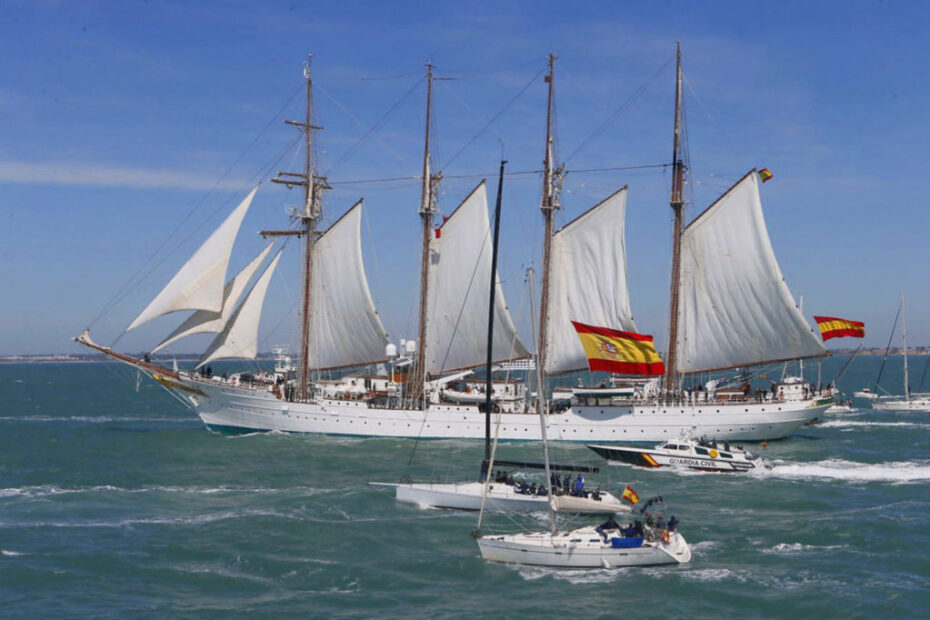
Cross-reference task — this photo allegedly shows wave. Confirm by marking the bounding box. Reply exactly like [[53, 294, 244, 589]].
[[1, 549, 25, 556], [0, 484, 340, 499], [514, 565, 622, 584], [818, 420, 930, 429], [754, 458, 930, 484], [0, 507, 296, 529], [0, 415, 189, 424], [761, 542, 847, 554]]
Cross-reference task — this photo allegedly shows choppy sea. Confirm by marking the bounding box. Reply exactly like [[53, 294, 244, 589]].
[[2, 356, 929, 617]]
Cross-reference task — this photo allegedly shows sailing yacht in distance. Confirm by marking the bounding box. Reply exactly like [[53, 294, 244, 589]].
[[871, 294, 930, 412], [76, 49, 833, 441]]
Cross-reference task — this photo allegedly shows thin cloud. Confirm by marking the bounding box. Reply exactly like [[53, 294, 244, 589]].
[[0, 160, 248, 191]]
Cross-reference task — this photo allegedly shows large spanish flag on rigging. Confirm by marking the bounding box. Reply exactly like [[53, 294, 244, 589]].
[[813, 316, 865, 341], [571, 321, 666, 376]]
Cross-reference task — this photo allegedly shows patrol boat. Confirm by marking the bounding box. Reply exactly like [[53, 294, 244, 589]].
[[587, 438, 760, 473]]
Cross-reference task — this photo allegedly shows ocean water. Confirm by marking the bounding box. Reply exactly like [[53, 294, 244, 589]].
[[1, 356, 929, 617]]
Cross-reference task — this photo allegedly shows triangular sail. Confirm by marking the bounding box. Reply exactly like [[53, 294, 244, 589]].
[[151, 241, 275, 353], [197, 248, 283, 368], [128, 187, 258, 331], [425, 182, 529, 375], [545, 187, 636, 374], [308, 201, 390, 370], [676, 171, 826, 374]]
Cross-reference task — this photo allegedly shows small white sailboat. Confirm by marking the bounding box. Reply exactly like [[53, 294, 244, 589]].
[[872, 295, 930, 412]]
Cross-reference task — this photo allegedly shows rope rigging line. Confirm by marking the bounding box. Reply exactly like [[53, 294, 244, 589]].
[[321, 76, 425, 177], [441, 68, 546, 171], [563, 56, 674, 165]]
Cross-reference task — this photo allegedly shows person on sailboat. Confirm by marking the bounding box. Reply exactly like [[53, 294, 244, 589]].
[[574, 474, 585, 497]]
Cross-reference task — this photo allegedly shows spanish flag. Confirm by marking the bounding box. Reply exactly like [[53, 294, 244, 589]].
[[571, 321, 665, 376], [759, 168, 773, 183], [813, 316, 865, 341], [622, 485, 640, 505]]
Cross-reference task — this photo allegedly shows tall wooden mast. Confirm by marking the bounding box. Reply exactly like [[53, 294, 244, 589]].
[[410, 62, 437, 405], [268, 55, 328, 401], [537, 52, 561, 400], [665, 43, 686, 391]]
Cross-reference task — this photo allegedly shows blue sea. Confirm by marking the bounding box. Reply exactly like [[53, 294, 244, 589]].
[[2, 356, 929, 617]]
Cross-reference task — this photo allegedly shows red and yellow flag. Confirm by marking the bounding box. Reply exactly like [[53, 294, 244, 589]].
[[759, 168, 773, 183], [813, 316, 865, 341], [571, 321, 665, 376], [622, 485, 640, 505]]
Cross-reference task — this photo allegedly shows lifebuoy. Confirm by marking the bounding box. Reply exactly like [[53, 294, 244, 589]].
[[660, 530, 670, 544], [709, 449, 719, 458]]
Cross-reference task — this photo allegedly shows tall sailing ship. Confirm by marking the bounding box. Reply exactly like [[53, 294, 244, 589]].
[[76, 49, 833, 442]]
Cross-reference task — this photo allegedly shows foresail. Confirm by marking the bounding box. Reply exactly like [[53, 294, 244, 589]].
[[128, 187, 258, 331], [676, 171, 826, 374], [425, 182, 529, 375], [308, 201, 390, 370], [151, 241, 275, 353], [197, 247, 283, 368], [545, 187, 636, 374]]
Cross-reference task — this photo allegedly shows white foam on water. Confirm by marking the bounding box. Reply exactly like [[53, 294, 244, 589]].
[[0, 507, 295, 529], [818, 420, 930, 429], [0, 415, 185, 424], [1, 549, 25, 556], [0, 484, 336, 499], [690, 540, 720, 553], [761, 542, 847, 554], [679, 568, 747, 584], [753, 458, 930, 484], [514, 565, 622, 584]]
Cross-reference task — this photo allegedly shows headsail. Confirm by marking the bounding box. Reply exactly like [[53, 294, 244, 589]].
[[308, 201, 390, 370], [425, 182, 529, 375], [197, 247, 283, 368], [545, 187, 636, 374], [151, 241, 275, 353], [127, 187, 258, 331], [676, 171, 826, 374]]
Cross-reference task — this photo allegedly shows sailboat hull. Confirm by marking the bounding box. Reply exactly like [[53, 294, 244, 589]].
[[177, 377, 830, 442], [477, 529, 691, 568]]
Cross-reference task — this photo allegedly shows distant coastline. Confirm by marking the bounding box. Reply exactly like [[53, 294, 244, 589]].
[[1, 348, 927, 364]]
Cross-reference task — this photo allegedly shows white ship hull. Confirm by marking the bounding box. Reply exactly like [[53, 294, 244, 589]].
[[477, 528, 691, 568], [178, 377, 831, 442], [372, 481, 627, 513]]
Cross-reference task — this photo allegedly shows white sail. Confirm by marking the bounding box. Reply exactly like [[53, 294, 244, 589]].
[[128, 187, 258, 331], [545, 187, 636, 374], [197, 248, 283, 368], [151, 241, 275, 353], [308, 201, 390, 370], [676, 171, 825, 373], [425, 182, 529, 375]]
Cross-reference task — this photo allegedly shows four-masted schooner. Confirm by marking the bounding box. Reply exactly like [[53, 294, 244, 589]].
[[76, 48, 834, 442]]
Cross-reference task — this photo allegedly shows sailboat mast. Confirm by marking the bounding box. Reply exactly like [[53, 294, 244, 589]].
[[537, 52, 560, 400], [411, 62, 436, 406], [665, 43, 686, 392], [902, 293, 910, 402], [485, 160, 506, 462], [269, 55, 327, 401]]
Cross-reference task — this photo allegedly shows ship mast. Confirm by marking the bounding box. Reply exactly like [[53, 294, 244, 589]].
[[665, 43, 686, 392], [266, 56, 329, 401], [410, 62, 438, 406], [537, 52, 562, 403]]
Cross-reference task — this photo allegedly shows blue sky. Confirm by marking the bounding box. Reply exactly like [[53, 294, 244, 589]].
[[2, 0, 928, 355]]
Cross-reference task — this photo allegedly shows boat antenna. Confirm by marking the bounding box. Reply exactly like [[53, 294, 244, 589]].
[[537, 52, 562, 405], [665, 42, 686, 392], [483, 159, 507, 467], [267, 54, 330, 401], [410, 61, 440, 408]]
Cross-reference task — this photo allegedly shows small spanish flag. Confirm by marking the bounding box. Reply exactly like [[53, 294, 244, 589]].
[[571, 321, 665, 376], [813, 316, 865, 341], [622, 485, 640, 505], [758, 168, 773, 183]]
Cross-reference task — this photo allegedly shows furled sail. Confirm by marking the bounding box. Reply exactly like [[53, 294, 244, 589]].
[[425, 182, 529, 375], [151, 241, 275, 353], [676, 171, 826, 374], [127, 187, 258, 331], [544, 187, 636, 374], [308, 201, 390, 370], [197, 247, 283, 368]]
